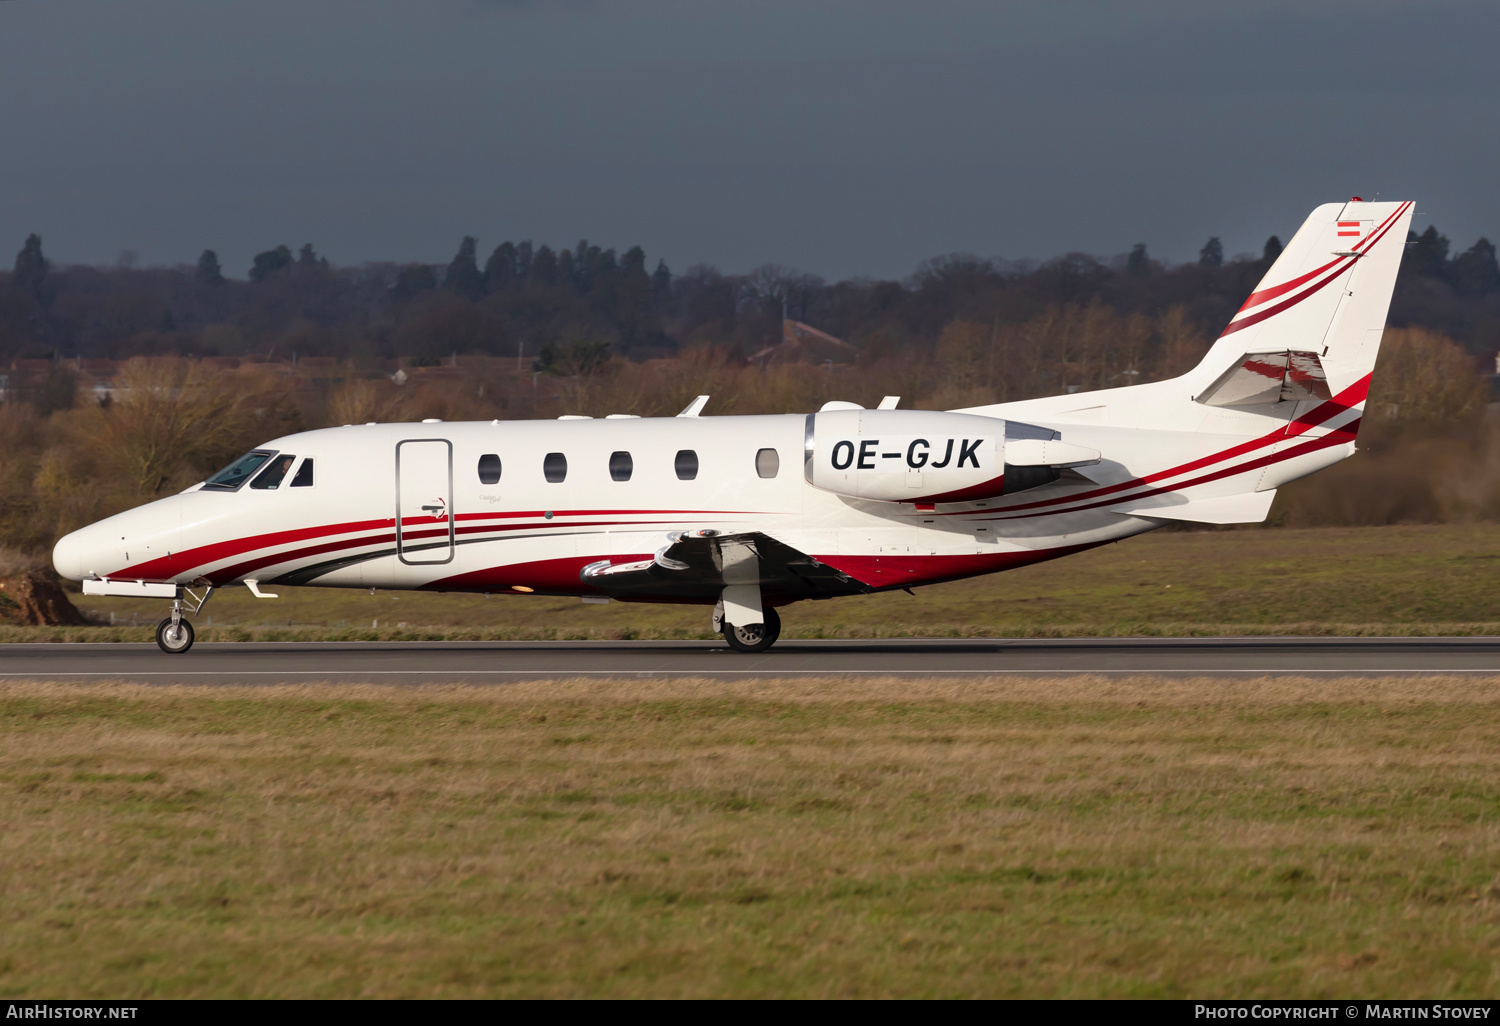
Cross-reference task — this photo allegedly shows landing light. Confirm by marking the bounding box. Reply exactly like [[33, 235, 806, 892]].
[[512, 585, 534, 593]]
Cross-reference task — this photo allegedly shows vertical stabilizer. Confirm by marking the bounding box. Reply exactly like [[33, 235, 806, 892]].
[[1197, 199, 1414, 398], [958, 198, 1416, 460]]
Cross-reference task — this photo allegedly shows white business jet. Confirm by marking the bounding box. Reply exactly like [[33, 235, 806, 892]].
[[54, 200, 1413, 654]]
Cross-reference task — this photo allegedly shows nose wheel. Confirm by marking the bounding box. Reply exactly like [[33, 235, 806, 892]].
[[721, 606, 781, 653], [152, 585, 214, 654], [156, 617, 195, 654]]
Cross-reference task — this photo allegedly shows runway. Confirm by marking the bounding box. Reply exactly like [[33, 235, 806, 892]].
[[2, 637, 1500, 683]]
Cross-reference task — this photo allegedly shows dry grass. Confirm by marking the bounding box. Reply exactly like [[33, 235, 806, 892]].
[[2, 675, 1499, 997]]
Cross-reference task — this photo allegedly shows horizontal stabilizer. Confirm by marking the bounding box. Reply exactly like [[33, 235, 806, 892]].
[[1115, 489, 1277, 524], [1196, 349, 1330, 407], [1004, 438, 1102, 468]]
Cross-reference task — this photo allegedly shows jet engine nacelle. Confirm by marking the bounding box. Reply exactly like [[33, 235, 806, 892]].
[[805, 409, 1102, 503], [805, 409, 1008, 503]]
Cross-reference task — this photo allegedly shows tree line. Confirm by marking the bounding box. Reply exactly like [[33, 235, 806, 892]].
[[3, 224, 1498, 377]]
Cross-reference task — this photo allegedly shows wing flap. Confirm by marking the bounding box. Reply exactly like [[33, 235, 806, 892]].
[[579, 531, 864, 601]]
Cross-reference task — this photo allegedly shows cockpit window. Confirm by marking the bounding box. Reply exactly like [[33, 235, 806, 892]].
[[249, 454, 297, 490], [203, 450, 276, 492], [290, 458, 314, 487]]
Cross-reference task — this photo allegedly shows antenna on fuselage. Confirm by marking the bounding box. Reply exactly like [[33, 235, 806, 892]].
[[677, 395, 710, 417]]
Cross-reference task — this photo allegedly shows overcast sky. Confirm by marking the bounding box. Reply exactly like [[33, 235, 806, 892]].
[[1, 0, 1494, 279]]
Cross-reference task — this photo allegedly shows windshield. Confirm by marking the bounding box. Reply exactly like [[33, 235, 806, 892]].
[[250, 454, 297, 490], [203, 450, 276, 491]]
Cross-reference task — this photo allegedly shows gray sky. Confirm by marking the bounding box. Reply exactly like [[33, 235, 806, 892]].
[[1, 0, 1494, 279]]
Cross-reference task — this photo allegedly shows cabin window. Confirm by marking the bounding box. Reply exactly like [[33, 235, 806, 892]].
[[478, 453, 502, 485], [249, 454, 297, 490], [203, 450, 275, 491], [609, 451, 633, 482], [544, 452, 568, 483], [675, 449, 698, 481], [290, 458, 314, 487], [756, 448, 779, 479]]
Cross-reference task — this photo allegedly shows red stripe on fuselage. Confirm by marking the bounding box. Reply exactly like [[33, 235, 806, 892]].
[[931, 374, 1369, 522], [918, 472, 1008, 503], [121, 516, 395, 581], [113, 508, 766, 582], [199, 519, 719, 585], [814, 542, 1107, 589], [982, 421, 1357, 523]]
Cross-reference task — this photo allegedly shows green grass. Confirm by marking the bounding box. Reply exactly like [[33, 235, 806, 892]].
[[2, 676, 1499, 997], [28, 522, 1500, 640]]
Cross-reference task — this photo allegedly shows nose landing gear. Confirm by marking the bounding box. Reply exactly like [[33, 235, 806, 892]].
[[154, 585, 214, 654], [156, 617, 195, 654]]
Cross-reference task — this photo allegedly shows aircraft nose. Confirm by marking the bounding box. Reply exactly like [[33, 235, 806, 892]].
[[52, 526, 91, 582], [52, 497, 187, 583]]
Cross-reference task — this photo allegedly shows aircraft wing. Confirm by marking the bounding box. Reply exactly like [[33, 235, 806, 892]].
[[579, 531, 864, 602]]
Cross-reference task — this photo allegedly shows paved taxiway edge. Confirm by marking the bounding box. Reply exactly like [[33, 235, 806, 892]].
[[2, 637, 1500, 683]]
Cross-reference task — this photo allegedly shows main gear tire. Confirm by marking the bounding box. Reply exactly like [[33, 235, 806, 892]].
[[156, 617, 195, 654], [722, 606, 781, 653]]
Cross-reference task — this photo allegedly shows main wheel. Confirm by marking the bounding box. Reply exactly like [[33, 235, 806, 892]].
[[722, 606, 781, 653], [155, 617, 195, 654]]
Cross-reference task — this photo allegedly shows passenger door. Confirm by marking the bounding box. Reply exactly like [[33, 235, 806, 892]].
[[396, 439, 454, 565]]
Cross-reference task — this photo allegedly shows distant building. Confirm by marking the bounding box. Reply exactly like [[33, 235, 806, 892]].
[[749, 319, 858, 366]]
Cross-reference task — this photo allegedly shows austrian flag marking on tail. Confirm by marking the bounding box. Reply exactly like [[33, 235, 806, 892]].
[[1337, 220, 1364, 238]]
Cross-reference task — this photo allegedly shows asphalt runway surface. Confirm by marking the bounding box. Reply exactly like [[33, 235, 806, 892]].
[[2, 637, 1500, 683]]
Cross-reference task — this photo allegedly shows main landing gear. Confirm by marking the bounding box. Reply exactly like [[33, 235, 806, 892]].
[[154, 585, 215, 655], [721, 606, 781, 654], [714, 576, 782, 653]]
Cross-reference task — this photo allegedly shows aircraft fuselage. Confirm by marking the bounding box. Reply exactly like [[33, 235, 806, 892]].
[[52, 412, 1155, 605]]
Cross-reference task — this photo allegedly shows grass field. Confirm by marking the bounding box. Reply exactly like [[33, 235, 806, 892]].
[[15, 522, 1500, 642], [2, 676, 1499, 998]]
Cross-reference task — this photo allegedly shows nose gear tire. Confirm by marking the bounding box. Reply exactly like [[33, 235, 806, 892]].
[[721, 606, 781, 653], [156, 618, 195, 654]]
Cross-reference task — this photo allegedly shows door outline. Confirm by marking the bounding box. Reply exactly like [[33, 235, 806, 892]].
[[396, 438, 454, 565]]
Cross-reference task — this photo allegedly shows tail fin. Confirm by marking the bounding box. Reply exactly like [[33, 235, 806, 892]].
[[959, 200, 1417, 525], [964, 199, 1416, 429], [1194, 199, 1414, 401]]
